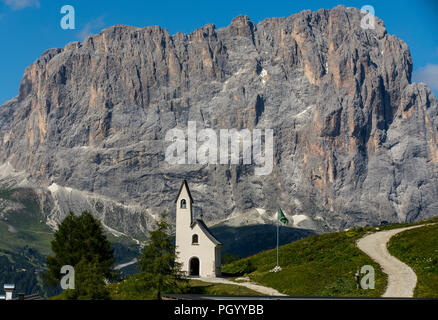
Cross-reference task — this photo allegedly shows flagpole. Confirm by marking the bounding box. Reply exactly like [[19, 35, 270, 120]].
[[277, 207, 279, 268]]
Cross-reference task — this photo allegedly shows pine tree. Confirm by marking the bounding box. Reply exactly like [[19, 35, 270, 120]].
[[44, 211, 116, 299], [64, 257, 110, 300], [138, 216, 185, 299]]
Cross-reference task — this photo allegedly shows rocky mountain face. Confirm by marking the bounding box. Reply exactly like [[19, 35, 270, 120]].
[[0, 5, 437, 239]]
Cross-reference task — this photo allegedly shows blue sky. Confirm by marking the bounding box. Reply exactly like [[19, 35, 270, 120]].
[[0, 0, 437, 104]]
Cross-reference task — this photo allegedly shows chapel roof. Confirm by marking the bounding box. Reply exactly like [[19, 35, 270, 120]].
[[191, 219, 222, 246], [175, 180, 194, 203]]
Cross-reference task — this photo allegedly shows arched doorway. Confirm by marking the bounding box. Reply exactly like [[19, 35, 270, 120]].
[[189, 257, 200, 276]]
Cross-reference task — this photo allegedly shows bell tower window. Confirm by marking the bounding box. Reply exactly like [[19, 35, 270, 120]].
[[180, 199, 187, 209], [192, 234, 199, 245]]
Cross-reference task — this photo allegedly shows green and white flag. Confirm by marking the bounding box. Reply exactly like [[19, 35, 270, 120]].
[[278, 207, 289, 225]]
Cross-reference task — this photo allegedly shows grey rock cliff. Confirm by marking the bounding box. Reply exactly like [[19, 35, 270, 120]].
[[0, 5, 437, 238]]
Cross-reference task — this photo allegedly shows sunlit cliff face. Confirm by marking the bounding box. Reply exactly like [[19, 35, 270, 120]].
[[0, 5, 436, 238]]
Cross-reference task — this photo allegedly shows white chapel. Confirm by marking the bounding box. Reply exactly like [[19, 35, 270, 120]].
[[175, 180, 222, 277]]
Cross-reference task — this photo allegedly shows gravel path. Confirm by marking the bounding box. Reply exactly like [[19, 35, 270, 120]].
[[196, 276, 287, 296], [357, 225, 426, 298]]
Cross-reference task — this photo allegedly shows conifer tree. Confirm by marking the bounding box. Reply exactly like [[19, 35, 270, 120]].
[[44, 211, 116, 299], [138, 216, 185, 299]]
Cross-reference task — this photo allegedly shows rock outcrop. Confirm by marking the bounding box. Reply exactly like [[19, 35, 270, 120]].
[[0, 5, 437, 237]]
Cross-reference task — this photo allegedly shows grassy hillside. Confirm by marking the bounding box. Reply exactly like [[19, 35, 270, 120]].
[[109, 277, 261, 299], [0, 188, 53, 255], [50, 274, 261, 300], [222, 217, 438, 297], [0, 247, 60, 297], [0, 188, 56, 296], [388, 223, 438, 298]]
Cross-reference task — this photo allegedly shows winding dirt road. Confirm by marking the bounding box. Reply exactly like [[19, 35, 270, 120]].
[[357, 225, 425, 298]]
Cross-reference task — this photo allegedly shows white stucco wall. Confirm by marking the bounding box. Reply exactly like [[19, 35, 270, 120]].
[[175, 184, 221, 277], [177, 224, 218, 277]]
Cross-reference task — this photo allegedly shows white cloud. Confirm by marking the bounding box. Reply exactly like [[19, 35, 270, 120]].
[[413, 64, 438, 91], [77, 15, 106, 41], [1, 0, 40, 10]]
